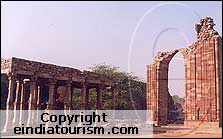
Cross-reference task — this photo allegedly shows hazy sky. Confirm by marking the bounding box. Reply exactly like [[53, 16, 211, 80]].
[[1, 1, 222, 96]]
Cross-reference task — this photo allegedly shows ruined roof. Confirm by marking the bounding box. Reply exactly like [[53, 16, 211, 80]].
[[1, 57, 114, 86]]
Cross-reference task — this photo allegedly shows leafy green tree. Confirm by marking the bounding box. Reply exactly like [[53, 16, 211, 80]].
[[71, 63, 146, 110], [89, 64, 146, 110]]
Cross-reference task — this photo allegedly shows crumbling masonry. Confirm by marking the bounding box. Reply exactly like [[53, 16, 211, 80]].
[[1, 57, 115, 131], [147, 17, 222, 127]]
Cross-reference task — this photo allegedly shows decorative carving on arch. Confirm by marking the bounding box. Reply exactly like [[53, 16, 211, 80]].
[[196, 17, 219, 41], [147, 17, 222, 127]]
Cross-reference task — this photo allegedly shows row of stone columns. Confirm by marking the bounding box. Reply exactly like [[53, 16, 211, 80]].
[[2, 74, 116, 132], [80, 83, 116, 110], [5, 75, 116, 111]]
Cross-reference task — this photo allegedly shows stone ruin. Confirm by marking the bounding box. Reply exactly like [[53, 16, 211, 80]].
[[147, 17, 222, 127], [1, 57, 116, 131]]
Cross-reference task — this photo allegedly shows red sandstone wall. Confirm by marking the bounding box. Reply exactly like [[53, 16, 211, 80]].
[[146, 17, 222, 127], [184, 33, 222, 124]]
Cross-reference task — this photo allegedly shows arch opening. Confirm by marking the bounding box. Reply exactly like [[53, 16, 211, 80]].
[[167, 52, 185, 124]]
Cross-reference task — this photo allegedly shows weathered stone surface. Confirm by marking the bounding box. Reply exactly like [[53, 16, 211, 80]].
[[147, 17, 222, 127], [1, 57, 114, 86], [1, 57, 117, 131]]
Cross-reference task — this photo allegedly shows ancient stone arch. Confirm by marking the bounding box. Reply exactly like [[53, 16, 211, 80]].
[[147, 17, 222, 127]]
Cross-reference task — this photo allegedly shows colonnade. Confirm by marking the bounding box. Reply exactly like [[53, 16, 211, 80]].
[[1, 73, 116, 132]]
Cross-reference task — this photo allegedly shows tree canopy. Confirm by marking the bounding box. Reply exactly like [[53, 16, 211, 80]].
[[72, 63, 146, 110]]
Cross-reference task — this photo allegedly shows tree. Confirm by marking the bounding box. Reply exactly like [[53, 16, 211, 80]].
[[88, 63, 146, 110], [172, 95, 185, 105]]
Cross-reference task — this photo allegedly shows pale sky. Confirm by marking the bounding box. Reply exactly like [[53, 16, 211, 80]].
[[1, 1, 222, 97]]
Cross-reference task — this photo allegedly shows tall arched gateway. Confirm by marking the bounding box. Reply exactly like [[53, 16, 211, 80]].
[[147, 17, 222, 127]]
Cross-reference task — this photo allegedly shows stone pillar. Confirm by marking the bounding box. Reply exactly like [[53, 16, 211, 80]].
[[14, 78, 23, 110], [2, 73, 16, 132], [29, 77, 38, 110], [157, 62, 168, 125], [149, 64, 158, 123], [19, 80, 27, 126], [13, 78, 23, 126], [70, 86, 74, 110], [215, 38, 219, 121], [184, 60, 188, 121], [6, 74, 16, 110], [27, 76, 38, 127], [111, 86, 116, 110], [214, 37, 222, 127], [37, 85, 41, 110], [20, 80, 26, 110], [64, 81, 72, 111], [81, 82, 87, 110], [96, 85, 103, 110], [36, 85, 41, 126], [47, 79, 57, 110]]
